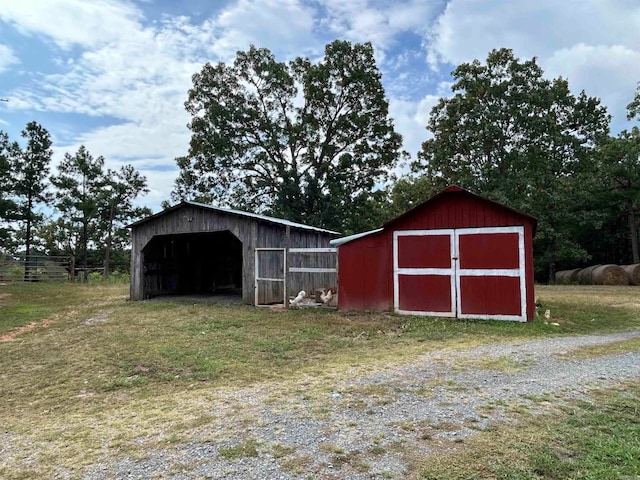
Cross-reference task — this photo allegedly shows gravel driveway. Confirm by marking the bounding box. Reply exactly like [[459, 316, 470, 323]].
[[84, 330, 640, 479]]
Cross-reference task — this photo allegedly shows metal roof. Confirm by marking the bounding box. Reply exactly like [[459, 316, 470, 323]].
[[329, 228, 383, 247], [128, 200, 341, 235]]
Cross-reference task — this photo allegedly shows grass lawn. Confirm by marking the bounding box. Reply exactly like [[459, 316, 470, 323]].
[[416, 382, 640, 479], [0, 282, 639, 478]]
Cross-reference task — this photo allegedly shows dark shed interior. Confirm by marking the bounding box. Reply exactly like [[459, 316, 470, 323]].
[[142, 230, 243, 299]]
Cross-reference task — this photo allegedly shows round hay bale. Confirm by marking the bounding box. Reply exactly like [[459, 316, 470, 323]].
[[577, 265, 601, 285], [591, 264, 629, 285], [555, 268, 582, 284], [621, 264, 640, 285]]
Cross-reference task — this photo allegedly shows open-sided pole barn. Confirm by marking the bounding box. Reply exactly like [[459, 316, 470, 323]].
[[128, 202, 339, 305], [331, 186, 537, 322]]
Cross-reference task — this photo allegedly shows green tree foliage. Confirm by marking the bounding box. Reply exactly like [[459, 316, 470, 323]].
[[591, 84, 640, 264], [596, 130, 640, 263], [11, 122, 53, 280], [413, 48, 610, 281], [385, 175, 441, 221], [38, 215, 80, 259], [627, 81, 640, 121], [0, 131, 19, 250], [96, 165, 150, 278], [50, 145, 105, 280], [173, 40, 404, 234]]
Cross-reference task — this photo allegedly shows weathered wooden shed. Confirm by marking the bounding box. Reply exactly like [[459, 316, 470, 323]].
[[129, 202, 339, 305], [331, 186, 537, 321]]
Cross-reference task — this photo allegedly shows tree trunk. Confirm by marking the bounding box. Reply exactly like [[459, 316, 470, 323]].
[[82, 220, 88, 282], [548, 260, 557, 285], [627, 200, 639, 264], [23, 196, 33, 282], [103, 205, 114, 279], [69, 255, 75, 283]]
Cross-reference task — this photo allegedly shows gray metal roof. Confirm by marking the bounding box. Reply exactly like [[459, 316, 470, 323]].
[[128, 200, 341, 235], [329, 228, 383, 246]]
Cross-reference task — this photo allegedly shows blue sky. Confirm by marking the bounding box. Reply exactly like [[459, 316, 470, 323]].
[[1, 0, 639, 213]]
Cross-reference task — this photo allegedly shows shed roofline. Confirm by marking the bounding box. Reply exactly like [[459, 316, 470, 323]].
[[329, 185, 538, 247], [384, 186, 537, 231], [127, 201, 341, 235]]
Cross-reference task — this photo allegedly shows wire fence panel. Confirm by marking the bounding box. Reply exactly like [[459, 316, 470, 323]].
[[0, 254, 70, 282]]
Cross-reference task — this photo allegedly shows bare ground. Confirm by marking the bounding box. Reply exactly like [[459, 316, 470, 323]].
[[81, 329, 640, 480]]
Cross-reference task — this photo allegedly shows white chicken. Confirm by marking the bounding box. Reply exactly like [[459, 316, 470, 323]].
[[544, 309, 551, 321], [320, 288, 334, 305], [290, 290, 306, 307]]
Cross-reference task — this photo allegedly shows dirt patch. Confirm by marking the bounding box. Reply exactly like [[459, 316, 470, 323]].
[[0, 318, 54, 342], [0, 292, 12, 302]]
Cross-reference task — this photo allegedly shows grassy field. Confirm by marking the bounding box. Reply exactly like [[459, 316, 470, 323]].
[[1, 282, 639, 478]]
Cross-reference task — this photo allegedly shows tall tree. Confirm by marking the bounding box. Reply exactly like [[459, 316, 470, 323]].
[[50, 145, 105, 280], [0, 131, 19, 251], [414, 48, 610, 281], [96, 165, 149, 278], [11, 122, 53, 280], [597, 129, 640, 263], [172, 40, 403, 233]]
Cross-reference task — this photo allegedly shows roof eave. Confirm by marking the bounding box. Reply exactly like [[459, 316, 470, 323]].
[[127, 201, 341, 235]]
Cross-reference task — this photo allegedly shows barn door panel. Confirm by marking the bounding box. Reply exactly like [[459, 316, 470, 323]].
[[455, 226, 526, 321], [254, 248, 286, 305], [393, 226, 527, 321], [393, 230, 456, 317]]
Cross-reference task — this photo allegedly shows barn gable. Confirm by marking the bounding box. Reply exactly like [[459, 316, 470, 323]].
[[388, 185, 536, 233], [332, 186, 537, 321], [129, 202, 340, 305]]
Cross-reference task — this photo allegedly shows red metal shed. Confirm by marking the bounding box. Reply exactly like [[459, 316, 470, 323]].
[[331, 186, 537, 322]]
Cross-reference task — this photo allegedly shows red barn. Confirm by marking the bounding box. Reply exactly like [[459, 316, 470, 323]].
[[331, 186, 537, 322]]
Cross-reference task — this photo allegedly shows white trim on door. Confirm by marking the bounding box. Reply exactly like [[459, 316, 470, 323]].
[[393, 226, 527, 322], [393, 229, 456, 317]]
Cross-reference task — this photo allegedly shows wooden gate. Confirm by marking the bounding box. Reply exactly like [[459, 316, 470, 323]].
[[254, 248, 286, 305], [287, 248, 337, 305], [393, 226, 526, 321], [254, 247, 338, 306]]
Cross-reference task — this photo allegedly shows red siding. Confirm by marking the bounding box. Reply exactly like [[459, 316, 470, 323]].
[[337, 231, 393, 312], [391, 195, 524, 232], [337, 187, 537, 321]]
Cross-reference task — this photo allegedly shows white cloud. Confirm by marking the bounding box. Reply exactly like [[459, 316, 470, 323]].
[[427, 0, 640, 67], [0, 44, 18, 72], [389, 92, 442, 165], [0, 0, 144, 50], [544, 44, 640, 129], [426, 0, 640, 128], [207, 0, 318, 60], [319, 0, 436, 51]]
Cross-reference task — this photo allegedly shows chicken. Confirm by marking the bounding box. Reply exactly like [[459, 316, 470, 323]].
[[544, 309, 551, 321], [290, 290, 306, 306], [320, 288, 334, 305]]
